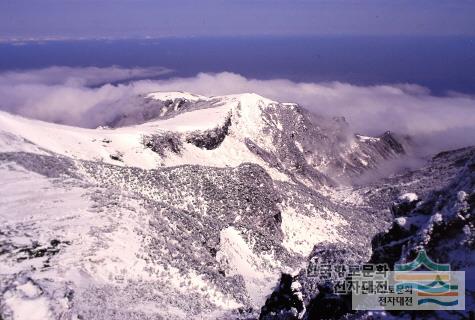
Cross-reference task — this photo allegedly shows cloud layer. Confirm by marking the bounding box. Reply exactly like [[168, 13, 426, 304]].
[[1, 67, 474, 156]]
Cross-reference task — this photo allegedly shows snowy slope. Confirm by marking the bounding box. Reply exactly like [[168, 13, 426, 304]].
[[0, 100, 232, 169], [0, 94, 285, 177]]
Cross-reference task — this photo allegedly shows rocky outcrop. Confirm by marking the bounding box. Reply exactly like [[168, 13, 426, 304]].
[[143, 132, 183, 156], [186, 116, 232, 150], [259, 274, 305, 320]]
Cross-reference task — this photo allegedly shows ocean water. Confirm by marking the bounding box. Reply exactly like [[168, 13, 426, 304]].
[[1, 36, 474, 95]]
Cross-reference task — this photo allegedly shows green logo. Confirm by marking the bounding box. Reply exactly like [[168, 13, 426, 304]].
[[395, 249, 450, 272]]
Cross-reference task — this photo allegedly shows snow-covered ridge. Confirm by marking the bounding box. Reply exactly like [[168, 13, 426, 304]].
[[356, 134, 380, 143], [0, 92, 260, 169], [146, 91, 209, 102], [0, 91, 407, 186]]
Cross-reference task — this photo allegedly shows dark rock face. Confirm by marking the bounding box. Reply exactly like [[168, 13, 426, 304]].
[[468, 192, 475, 219], [109, 153, 123, 162], [303, 284, 352, 320], [300, 244, 363, 320], [259, 243, 365, 320], [186, 117, 232, 150], [260, 274, 305, 320], [141, 113, 232, 157], [390, 195, 419, 217], [379, 131, 406, 155], [369, 223, 412, 267], [143, 132, 183, 156]]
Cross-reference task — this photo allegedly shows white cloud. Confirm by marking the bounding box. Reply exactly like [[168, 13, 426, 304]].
[[0, 68, 474, 156], [0, 66, 171, 86]]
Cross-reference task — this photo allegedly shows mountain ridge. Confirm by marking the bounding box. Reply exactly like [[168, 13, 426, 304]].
[[0, 91, 409, 186]]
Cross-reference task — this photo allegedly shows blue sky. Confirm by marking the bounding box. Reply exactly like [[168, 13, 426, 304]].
[[1, 0, 475, 39]]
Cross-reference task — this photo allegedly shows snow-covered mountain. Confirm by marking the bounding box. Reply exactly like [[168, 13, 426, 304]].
[[261, 146, 475, 319], [0, 92, 472, 319]]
